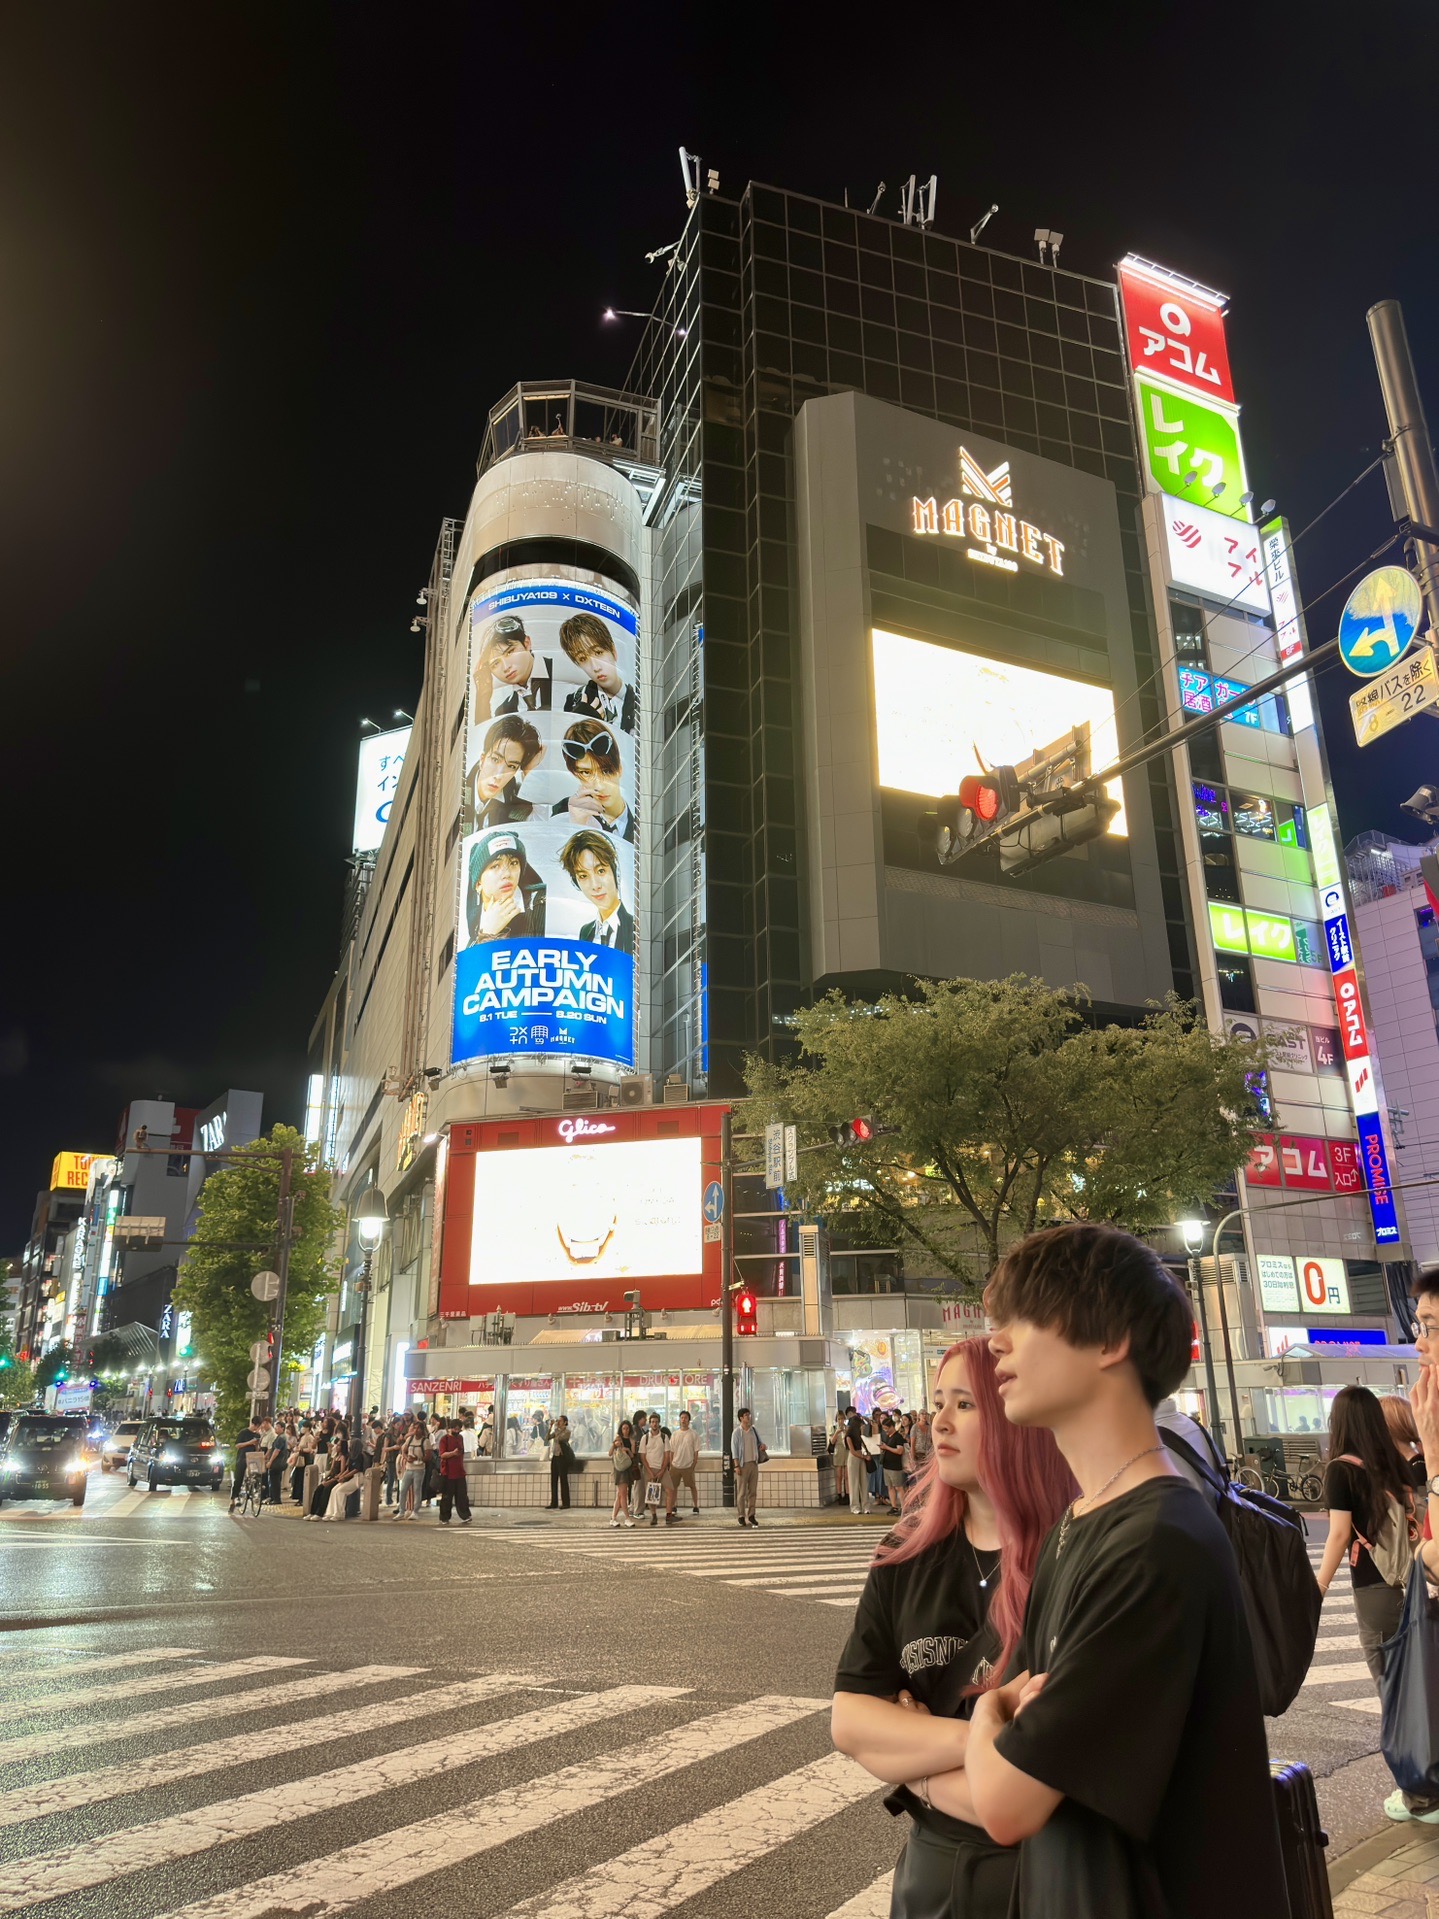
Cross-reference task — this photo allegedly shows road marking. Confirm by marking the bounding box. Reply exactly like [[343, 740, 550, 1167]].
[[0, 1684, 684, 1913], [0, 1647, 200, 1683], [1301, 1661, 1377, 1688], [509, 1750, 877, 1917], [152, 1694, 825, 1919], [825, 1870, 896, 1917], [1334, 1696, 1381, 1715], [722, 1574, 869, 1591], [8, 1655, 310, 1717], [0, 1536, 192, 1549], [0, 1671, 550, 1830], [0, 1664, 421, 1766]]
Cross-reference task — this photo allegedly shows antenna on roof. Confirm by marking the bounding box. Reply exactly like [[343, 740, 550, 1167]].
[[969, 202, 998, 245], [867, 181, 886, 216], [678, 147, 700, 209]]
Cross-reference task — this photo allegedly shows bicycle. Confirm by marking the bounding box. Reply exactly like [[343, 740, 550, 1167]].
[[1226, 1456, 1265, 1494], [236, 1472, 268, 1519], [1261, 1455, 1324, 1505]]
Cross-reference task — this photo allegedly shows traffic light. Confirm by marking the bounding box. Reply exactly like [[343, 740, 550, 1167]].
[[996, 783, 1120, 877], [735, 1290, 758, 1336], [921, 766, 1021, 865], [829, 1117, 875, 1147]]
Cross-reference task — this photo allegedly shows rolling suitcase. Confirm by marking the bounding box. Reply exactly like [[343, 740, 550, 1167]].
[[1270, 1761, 1333, 1919]]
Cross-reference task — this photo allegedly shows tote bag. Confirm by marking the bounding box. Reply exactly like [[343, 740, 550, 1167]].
[[1380, 1558, 1439, 1798]]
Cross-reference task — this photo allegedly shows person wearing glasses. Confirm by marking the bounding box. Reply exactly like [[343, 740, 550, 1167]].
[[559, 830, 634, 955], [473, 613, 553, 718], [551, 719, 635, 842], [464, 827, 545, 945], [559, 612, 637, 735], [465, 715, 543, 831]]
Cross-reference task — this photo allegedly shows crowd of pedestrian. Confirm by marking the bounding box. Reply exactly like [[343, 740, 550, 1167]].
[[229, 1407, 481, 1524], [829, 1405, 932, 1517]]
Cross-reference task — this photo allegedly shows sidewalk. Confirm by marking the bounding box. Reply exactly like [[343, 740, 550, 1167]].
[[1335, 1827, 1439, 1916]]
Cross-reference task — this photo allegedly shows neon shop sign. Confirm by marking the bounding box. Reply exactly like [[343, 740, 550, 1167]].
[[911, 448, 1066, 577]]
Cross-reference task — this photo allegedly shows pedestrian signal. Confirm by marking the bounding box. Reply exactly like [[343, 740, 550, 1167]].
[[736, 1291, 758, 1336], [830, 1117, 875, 1147], [921, 765, 1021, 864]]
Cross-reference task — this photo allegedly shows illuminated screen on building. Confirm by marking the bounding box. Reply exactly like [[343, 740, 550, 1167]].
[[468, 1136, 702, 1285], [871, 629, 1127, 833], [451, 576, 640, 1069]]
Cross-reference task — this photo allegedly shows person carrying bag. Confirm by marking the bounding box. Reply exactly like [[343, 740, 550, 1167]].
[[1381, 1556, 1439, 1809]]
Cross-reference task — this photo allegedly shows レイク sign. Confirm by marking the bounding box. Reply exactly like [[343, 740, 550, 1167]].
[[911, 447, 1066, 577]]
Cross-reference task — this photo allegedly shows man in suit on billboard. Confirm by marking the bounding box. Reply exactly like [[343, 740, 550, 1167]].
[[475, 614, 553, 717], [560, 829, 635, 955], [559, 612, 637, 735]]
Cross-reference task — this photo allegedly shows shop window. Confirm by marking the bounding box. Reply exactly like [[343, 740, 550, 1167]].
[[1232, 793, 1277, 840], [500, 1375, 555, 1457], [1292, 920, 1323, 968], [557, 1373, 615, 1456], [1216, 959, 1257, 1014], [1276, 801, 1309, 851], [1193, 781, 1229, 836]]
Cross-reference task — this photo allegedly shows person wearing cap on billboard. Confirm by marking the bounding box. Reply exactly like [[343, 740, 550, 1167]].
[[474, 613, 552, 718], [560, 829, 635, 955], [551, 719, 635, 843], [465, 715, 543, 832], [464, 827, 546, 945], [559, 612, 637, 735]]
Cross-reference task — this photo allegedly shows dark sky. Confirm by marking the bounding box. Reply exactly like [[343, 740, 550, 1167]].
[[4, 6, 1439, 1246]]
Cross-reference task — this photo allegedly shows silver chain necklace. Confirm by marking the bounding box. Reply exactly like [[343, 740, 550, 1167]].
[[1056, 1445, 1166, 1558], [966, 1529, 1002, 1591]]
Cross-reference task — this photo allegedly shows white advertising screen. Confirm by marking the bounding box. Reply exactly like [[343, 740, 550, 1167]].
[[468, 1136, 702, 1284], [872, 629, 1126, 833], [353, 725, 410, 854]]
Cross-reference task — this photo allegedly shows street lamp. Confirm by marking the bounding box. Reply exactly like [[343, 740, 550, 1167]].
[[1179, 1219, 1228, 1456], [350, 1187, 388, 1459]]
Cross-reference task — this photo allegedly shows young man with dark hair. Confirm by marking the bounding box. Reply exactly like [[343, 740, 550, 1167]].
[[559, 829, 634, 954], [466, 715, 543, 831], [964, 1221, 1285, 1915], [559, 612, 637, 734], [477, 615, 553, 717], [551, 720, 634, 842]]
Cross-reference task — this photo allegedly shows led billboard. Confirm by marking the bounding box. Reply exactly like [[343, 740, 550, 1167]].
[[871, 630, 1126, 833], [353, 726, 410, 855], [452, 577, 640, 1070], [50, 1153, 97, 1193], [468, 1135, 702, 1284]]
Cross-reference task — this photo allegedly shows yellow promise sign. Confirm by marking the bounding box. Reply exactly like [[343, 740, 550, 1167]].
[[1349, 643, 1439, 747]]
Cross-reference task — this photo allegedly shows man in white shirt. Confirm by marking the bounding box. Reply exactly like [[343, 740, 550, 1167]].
[[478, 615, 553, 717], [669, 1410, 701, 1516], [560, 830, 635, 956], [559, 612, 638, 735], [639, 1412, 673, 1526]]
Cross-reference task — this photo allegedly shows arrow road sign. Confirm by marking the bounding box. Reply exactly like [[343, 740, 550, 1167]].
[[250, 1271, 280, 1303], [702, 1181, 724, 1224]]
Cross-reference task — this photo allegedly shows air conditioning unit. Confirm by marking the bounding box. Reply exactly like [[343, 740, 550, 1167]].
[[618, 1076, 653, 1108], [662, 1076, 691, 1104], [563, 1085, 599, 1110]]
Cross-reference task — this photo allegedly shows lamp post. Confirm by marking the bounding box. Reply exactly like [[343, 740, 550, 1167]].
[[1180, 1217, 1227, 1456], [350, 1187, 389, 1462]]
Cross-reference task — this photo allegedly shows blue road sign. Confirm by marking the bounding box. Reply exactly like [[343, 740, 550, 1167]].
[[1338, 566, 1422, 678], [703, 1181, 724, 1224]]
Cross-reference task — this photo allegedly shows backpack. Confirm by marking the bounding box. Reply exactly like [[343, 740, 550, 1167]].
[[1162, 1428, 1321, 1717], [1334, 1455, 1417, 1588]]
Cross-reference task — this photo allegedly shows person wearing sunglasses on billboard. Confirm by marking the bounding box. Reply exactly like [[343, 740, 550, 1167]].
[[559, 612, 637, 735], [464, 715, 543, 832], [551, 720, 635, 843], [464, 827, 546, 945], [560, 829, 635, 955], [474, 614, 553, 719]]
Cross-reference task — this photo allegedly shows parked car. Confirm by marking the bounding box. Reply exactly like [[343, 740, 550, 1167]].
[[100, 1420, 146, 1473], [127, 1417, 225, 1491], [0, 1413, 90, 1506]]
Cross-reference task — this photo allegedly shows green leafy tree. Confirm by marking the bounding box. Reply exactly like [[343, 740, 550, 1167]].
[[743, 976, 1264, 1290], [0, 1291, 35, 1408], [34, 1342, 72, 1392], [171, 1125, 343, 1440]]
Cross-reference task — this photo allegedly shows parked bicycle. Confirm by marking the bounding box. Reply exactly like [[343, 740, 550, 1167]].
[[1262, 1454, 1325, 1504], [1226, 1456, 1265, 1493], [236, 1472, 268, 1518]]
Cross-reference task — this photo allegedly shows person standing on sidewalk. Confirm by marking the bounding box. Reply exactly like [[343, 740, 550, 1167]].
[[1315, 1386, 1414, 1686], [437, 1418, 472, 1525], [879, 1414, 906, 1512], [230, 1417, 260, 1510], [394, 1417, 430, 1520], [669, 1410, 701, 1516], [844, 1407, 869, 1518], [638, 1412, 672, 1525], [609, 1419, 637, 1528], [731, 1406, 763, 1528], [547, 1414, 575, 1510]]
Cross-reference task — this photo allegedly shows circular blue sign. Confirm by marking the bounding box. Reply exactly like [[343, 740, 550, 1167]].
[[1337, 566, 1422, 677], [702, 1181, 724, 1223]]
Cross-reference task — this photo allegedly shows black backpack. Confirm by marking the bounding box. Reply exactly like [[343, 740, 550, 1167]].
[[1163, 1429, 1321, 1717]]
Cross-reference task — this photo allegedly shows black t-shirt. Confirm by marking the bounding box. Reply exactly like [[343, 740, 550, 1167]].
[[995, 1478, 1285, 1919], [1324, 1457, 1396, 1588], [843, 1414, 864, 1457], [879, 1432, 904, 1471], [835, 1529, 1003, 1848]]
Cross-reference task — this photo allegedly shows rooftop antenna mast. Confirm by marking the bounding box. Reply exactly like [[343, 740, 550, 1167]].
[[867, 181, 886, 216], [679, 146, 700, 209], [899, 175, 938, 228], [969, 202, 998, 245]]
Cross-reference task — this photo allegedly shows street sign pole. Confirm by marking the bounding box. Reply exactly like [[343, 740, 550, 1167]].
[[720, 1108, 735, 1510], [1369, 300, 1439, 635]]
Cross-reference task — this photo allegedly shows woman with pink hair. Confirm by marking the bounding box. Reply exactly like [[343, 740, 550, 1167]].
[[832, 1336, 1075, 1916]]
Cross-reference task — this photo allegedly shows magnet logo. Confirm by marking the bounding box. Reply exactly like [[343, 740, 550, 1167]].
[[911, 448, 1066, 577]]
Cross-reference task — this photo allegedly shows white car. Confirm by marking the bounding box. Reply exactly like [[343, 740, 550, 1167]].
[[100, 1420, 145, 1473]]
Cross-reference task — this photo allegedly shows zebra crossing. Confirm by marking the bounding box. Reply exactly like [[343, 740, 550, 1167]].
[[0, 1478, 231, 1521], [0, 1644, 898, 1919], [1299, 1536, 1384, 1717]]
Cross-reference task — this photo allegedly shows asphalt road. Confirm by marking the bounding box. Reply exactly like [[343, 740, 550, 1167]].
[[0, 1468, 1399, 1917]]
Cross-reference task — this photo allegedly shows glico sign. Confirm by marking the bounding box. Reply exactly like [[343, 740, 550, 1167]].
[[912, 447, 1066, 577]]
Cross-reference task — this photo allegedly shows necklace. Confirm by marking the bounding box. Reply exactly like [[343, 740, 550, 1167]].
[[1056, 1444, 1166, 1558], [966, 1530, 1002, 1591]]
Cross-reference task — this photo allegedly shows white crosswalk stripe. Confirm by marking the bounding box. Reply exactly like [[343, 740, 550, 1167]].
[[8, 1653, 310, 1717], [0, 1646, 200, 1683], [826, 1871, 897, 1917]]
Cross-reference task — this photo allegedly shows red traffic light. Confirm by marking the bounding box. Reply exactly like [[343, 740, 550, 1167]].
[[850, 1117, 874, 1142], [957, 774, 1002, 822], [736, 1291, 758, 1335], [831, 1116, 876, 1147]]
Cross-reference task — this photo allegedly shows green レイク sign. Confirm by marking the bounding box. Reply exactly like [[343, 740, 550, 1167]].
[[1135, 375, 1250, 520], [1206, 901, 1299, 963]]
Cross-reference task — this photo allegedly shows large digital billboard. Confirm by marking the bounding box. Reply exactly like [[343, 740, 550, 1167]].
[[451, 576, 640, 1069], [871, 629, 1127, 833], [468, 1135, 702, 1284]]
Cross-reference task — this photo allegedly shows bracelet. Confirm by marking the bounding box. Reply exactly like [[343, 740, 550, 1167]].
[[917, 1776, 931, 1809]]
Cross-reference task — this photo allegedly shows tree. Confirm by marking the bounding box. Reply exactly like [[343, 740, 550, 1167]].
[[170, 1125, 344, 1440], [34, 1342, 72, 1392], [742, 976, 1265, 1290], [0, 1291, 35, 1409]]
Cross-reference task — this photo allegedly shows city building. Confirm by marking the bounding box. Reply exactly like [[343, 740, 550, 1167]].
[[1347, 830, 1439, 1269]]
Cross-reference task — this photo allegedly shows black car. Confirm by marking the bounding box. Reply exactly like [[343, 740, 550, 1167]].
[[128, 1417, 225, 1491], [0, 1413, 90, 1506]]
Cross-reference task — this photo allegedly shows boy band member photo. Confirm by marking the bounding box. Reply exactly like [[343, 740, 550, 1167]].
[[559, 611, 637, 734], [560, 829, 634, 954], [962, 1221, 1285, 1917], [464, 827, 545, 945], [465, 714, 542, 831], [474, 613, 552, 717], [551, 720, 635, 842]]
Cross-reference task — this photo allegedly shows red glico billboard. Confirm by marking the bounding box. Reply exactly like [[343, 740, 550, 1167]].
[[437, 1103, 727, 1320]]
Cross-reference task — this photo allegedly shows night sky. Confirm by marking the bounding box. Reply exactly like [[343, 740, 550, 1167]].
[[5, 7, 1438, 1247]]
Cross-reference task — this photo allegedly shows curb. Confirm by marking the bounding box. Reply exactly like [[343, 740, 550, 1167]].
[[1330, 1818, 1427, 1896]]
